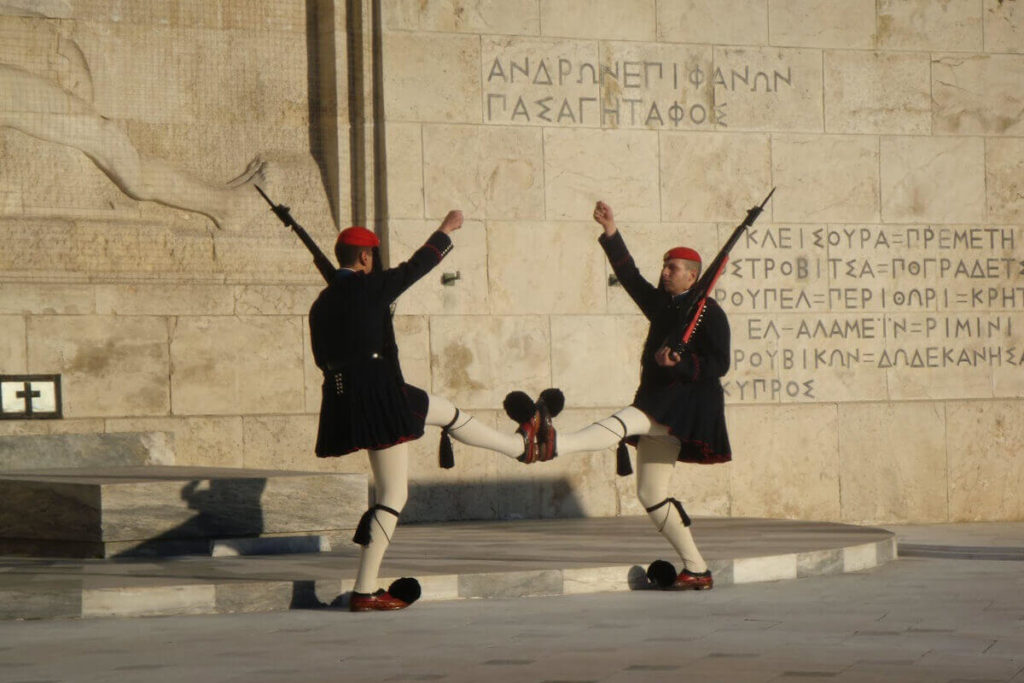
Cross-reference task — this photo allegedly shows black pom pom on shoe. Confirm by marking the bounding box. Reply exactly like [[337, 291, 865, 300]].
[[387, 577, 422, 605], [538, 388, 565, 417], [646, 560, 678, 590], [503, 391, 536, 424]]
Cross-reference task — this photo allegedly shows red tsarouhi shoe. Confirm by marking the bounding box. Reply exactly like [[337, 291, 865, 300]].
[[672, 569, 713, 591], [349, 589, 410, 612]]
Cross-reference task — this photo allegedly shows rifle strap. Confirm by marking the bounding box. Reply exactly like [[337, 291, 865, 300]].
[[681, 297, 707, 345]]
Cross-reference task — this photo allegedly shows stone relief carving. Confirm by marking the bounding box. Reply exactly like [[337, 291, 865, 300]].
[[0, 1, 72, 19], [0, 11, 264, 231]]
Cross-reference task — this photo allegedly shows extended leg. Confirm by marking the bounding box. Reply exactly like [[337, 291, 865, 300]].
[[554, 406, 653, 455], [425, 394, 524, 459], [635, 436, 709, 575]]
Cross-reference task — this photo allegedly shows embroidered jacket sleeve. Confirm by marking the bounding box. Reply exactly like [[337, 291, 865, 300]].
[[377, 230, 452, 302], [665, 298, 731, 382], [598, 230, 662, 319]]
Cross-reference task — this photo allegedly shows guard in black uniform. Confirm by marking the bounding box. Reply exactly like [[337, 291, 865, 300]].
[[310, 224, 444, 458], [534, 201, 732, 591], [310, 211, 535, 611]]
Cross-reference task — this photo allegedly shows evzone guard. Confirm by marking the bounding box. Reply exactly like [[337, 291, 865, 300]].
[[305, 211, 560, 612], [508, 200, 739, 590]]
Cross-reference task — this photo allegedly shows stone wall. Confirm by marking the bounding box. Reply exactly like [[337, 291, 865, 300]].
[[375, 0, 1024, 525], [2, 0, 1023, 525], [0, 1, 355, 481]]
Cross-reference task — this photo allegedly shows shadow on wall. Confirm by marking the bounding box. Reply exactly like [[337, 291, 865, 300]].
[[113, 477, 585, 557], [114, 478, 267, 558], [400, 478, 588, 523], [304, 0, 341, 227]]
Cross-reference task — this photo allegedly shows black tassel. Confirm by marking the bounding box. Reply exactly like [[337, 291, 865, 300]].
[[645, 497, 691, 527], [351, 504, 400, 546], [439, 409, 459, 469], [352, 508, 375, 546], [616, 439, 632, 476], [672, 498, 692, 527], [439, 431, 454, 469]]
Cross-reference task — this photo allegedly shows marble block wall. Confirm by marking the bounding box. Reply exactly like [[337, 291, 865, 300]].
[[2, 1, 1023, 526], [0, 1, 357, 485], [375, 0, 1024, 525]]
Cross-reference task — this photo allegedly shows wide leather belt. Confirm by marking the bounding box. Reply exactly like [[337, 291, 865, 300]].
[[325, 353, 384, 396], [325, 353, 382, 373]]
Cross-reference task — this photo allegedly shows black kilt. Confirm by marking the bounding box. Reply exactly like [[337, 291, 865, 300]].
[[315, 360, 428, 456], [630, 376, 731, 464]]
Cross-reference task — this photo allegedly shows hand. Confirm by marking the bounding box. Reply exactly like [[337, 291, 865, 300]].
[[593, 201, 617, 236], [439, 210, 463, 234], [654, 345, 682, 367]]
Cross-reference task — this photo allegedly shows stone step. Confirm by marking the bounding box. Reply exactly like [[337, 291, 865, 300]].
[[211, 535, 333, 557], [0, 517, 897, 620], [0, 432, 173, 471], [0, 466, 367, 558]]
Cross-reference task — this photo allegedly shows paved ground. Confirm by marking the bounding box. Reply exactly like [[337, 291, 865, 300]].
[[2, 540, 1023, 682]]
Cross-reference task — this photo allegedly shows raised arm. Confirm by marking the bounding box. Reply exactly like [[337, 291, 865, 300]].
[[594, 201, 662, 319], [379, 210, 462, 301]]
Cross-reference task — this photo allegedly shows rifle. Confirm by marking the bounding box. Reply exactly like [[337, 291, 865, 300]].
[[255, 185, 337, 283], [666, 187, 776, 353]]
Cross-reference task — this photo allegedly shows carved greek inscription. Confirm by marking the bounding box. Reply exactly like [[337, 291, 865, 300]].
[[718, 225, 1023, 403], [482, 51, 793, 128]]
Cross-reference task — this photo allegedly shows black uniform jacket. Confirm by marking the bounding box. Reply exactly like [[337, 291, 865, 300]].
[[600, 230, 732, 464], [309, 230, 452, 456]]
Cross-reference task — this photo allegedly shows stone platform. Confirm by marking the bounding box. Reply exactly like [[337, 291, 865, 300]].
[[0, 516, 895, 620], [0, 466, 367, 558]]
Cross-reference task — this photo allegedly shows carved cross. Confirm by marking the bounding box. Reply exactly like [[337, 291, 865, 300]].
[[15, 382, 41, 415]]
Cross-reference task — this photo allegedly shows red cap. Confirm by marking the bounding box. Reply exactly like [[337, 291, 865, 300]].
[[664, 246, 701, 263], [337, 226, 380, 247]]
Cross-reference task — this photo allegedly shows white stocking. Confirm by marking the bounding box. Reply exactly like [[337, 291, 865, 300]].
[[636, 436, 708, 573], [425, 394, 523, 459], [555, 406, 652, 455], [353, 443, 409, 593]]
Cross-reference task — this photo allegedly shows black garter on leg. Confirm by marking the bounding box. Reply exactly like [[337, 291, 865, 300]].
[[645, 497, 691, 528], [352, 504, 401, 546]]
